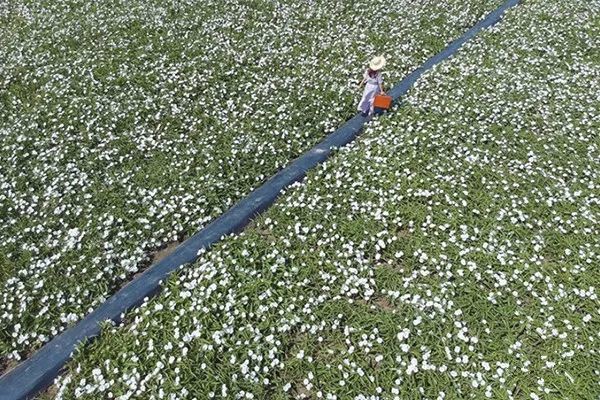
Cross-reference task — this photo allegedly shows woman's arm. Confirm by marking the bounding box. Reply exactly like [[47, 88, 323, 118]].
[[358, 71, 366, 87], [358, 69, 369, 87]]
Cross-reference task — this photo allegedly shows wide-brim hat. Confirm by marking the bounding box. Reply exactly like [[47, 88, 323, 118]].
[[369, 56, 386, 71]]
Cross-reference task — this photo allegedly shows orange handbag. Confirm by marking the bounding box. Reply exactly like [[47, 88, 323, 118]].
[[373, 94, 392, 109]]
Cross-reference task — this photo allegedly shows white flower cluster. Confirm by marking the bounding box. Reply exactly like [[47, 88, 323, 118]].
[[54, 0, 599, 398], [0, 0, 500, 362]]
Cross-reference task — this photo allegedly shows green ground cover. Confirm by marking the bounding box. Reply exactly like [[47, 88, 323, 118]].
[[0, 0, 503, 363], [54, 0, 600, 398]]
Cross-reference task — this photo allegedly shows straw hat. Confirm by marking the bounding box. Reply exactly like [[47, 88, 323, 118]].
[[369, 55, 386, 71]]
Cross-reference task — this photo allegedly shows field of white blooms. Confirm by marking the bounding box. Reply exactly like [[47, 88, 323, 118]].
[[0, 0, 504, 366], [49, 0, 600, 399]]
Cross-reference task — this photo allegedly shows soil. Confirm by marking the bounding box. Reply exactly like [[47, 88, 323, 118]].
[[0, 357, 20, 378], [151, 241, 181, 264]]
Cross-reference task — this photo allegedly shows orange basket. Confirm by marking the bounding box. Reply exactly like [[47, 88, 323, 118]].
[[373, 94, 392, 109]]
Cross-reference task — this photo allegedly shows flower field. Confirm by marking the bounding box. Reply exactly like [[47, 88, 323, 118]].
[[0, 0, 504, 364], [52, 0, 600, 398]]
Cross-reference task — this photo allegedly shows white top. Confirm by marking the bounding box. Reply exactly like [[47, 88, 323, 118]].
[[364, 69, 383, 86]]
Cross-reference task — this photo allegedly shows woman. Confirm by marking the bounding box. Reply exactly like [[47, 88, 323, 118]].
[[357, 56, 386, 117]]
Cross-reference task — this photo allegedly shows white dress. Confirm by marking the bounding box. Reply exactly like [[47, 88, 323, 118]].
[[357, 69, 383, 115]]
